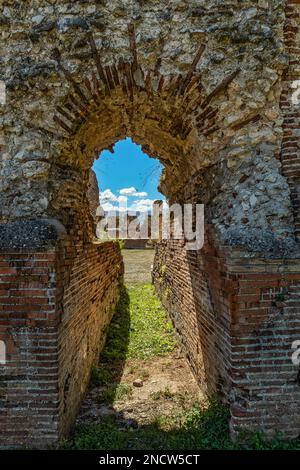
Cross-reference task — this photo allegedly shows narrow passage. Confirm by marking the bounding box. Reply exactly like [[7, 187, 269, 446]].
[[65, 250, 285, 451]]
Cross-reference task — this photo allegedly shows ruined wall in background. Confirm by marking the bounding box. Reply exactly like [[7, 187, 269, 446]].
[[87, 169, 100, 223]]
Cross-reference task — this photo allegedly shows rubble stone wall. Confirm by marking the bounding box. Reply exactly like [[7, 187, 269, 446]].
[[0, 0, 296, 247]]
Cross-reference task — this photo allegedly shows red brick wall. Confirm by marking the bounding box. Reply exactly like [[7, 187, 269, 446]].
[[56, 240, 123, 437], [281, 0, 300, 237], [228, 251, 300, 438], [0, 240, 123, 447], [153, 229, 300, 438], [153, 236, 233, 400], [0, 250, 59, 447]]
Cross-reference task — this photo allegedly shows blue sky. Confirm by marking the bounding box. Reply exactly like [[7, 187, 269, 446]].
[[93, 138, 165, 213]]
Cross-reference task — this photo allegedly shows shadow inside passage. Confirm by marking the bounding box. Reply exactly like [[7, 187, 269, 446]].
[[93, 284, 131, 404], [67, 396, 300, 450], [71, 400, 232, 450], [72, 264, 228, 450], [68, 256, 300, 451]]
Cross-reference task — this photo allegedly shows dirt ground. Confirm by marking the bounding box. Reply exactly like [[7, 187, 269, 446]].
[[76, 353, 205, 427], [122, 248, 155, 284]]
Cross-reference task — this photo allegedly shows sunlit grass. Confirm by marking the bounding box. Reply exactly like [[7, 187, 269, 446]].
[[102, 284, 176, 362]]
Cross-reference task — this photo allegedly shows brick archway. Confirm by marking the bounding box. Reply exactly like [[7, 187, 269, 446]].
[[0, 1, 300, 447]]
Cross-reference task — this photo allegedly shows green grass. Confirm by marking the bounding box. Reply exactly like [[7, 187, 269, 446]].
[[88, 284, 177, 407], [102, 284, 176, 362], [90, 364, 114, 387], [64, 284, 300, 451], [64, 400, 300, 450], [150, 387, 175, 401], [97, 383, 133, 405]]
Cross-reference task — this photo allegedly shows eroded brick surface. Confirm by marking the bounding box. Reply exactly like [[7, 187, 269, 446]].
[[154, 231, 300, 438], [0, 237, 123, 448]]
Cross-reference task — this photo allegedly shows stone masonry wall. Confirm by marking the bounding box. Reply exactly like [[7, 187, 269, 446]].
[[0, 0, 296, 250], [280, 1, 300, 239]]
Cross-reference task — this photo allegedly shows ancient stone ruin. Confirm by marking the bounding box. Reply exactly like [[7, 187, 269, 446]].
[[0, 0, 300, 447]]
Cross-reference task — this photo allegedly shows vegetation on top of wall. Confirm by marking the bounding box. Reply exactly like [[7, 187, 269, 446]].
[[160, 265, 167, 276], [113, 239, 125, 251]]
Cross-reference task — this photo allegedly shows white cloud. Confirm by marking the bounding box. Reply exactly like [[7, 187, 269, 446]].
[[117, 195, 128, 203], [101, 202, 116, 212], [134, 204, 151, 213], [100, 189, 128, 205], [102, 205, 128, 214], [119, 187, 148, 198], [119, 187, 137, 196], [130, 198, 156, 213], [134, 191, 148, 198], [134, 199, 155, 207], [100, 188, 166, 214], [100, 189, 118, 202]]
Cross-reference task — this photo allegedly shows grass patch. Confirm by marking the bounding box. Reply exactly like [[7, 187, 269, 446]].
[[90, 364, 114, 387], [150, 387, 175, 401], [64, 401, 300, 450], [102, 284, 176, 362], [97, 383, 133, 405]]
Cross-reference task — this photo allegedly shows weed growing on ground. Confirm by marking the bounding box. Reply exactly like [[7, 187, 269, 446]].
[[90, 364, 114, 387], [64, 400, 300, 450], [150, 387, 175, 401], [97, 383, 133, 404]]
